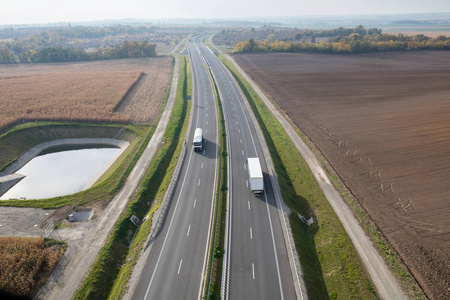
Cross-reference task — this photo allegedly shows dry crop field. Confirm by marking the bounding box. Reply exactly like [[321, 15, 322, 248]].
[[234, 51, 450, 299], [381, 28, 450, 38], [0, 237, 64, 298], [0, 56, 172, 132]]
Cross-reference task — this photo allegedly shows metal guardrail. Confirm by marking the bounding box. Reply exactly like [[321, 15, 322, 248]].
[[145, 55, 193, 248], [204, 145, 221, 299], [145, 141, 187, 247]]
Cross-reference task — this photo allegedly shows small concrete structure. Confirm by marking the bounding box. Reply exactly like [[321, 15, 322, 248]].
[[0, 174, 26, 197], [67, 209, 93, 222]]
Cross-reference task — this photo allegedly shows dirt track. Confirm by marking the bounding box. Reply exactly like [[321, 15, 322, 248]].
[[233, 51, 450, 299]]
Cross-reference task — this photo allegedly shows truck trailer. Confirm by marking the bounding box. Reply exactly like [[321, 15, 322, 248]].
[[193, 128, 203, 151], [247, 157, 264, 193]]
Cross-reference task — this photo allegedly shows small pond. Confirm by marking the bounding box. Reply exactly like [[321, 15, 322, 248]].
[[1, 147, 121, 200]]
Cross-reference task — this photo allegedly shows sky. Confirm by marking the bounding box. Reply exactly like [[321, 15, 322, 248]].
[[1, 0, 450, 25]]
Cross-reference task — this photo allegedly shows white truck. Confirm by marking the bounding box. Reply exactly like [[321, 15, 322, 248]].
[[247, 157, 264, 193], [193, 128, 203, 152]]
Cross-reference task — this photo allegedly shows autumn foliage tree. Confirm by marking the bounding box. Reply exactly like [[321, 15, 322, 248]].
[[233, 26, 450, 54], [12, 40, 156, 63]]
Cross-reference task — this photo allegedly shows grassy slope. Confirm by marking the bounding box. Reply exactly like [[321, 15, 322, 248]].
[[0, 122, 152, 208], [220, 55, 378, 300]]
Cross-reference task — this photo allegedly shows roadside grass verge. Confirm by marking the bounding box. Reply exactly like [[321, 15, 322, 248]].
[[203, 64, 227, 300], [0, 122, 153, 209], [220, 55, 378, 300], [175, 36, 191, 54], [208, 37, 231, 54], [0, 237, 66, 299], [73, 56, 190, 300], [320, 156, 425, 299]]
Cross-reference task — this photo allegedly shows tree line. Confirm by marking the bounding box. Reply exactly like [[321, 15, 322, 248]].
[[0, 24, 158, 61], [294, 25, 382, 40], [0, 24, 156, 40], [233, 26, 450, 54], [0, 40, 156, 63]]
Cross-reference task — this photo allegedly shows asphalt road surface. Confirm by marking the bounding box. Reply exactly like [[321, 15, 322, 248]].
[[130, 42, 219, 299]]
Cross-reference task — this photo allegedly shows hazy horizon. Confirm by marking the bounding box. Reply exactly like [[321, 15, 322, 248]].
[[2, 0, 450, 26]]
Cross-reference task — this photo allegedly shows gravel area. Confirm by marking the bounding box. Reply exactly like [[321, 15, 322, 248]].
[[0, 207, 55, 237]]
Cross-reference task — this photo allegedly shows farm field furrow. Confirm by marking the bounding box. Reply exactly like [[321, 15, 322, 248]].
[[0, 57, 172, 131], [233, 50, 450, 299], [115, 56, 172, 124]]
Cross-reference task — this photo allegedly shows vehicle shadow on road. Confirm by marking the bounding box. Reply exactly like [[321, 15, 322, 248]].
[[192, 139, 218, 161]]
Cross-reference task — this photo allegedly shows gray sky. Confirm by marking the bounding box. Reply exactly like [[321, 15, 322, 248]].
[[2, 0, 450, 25]]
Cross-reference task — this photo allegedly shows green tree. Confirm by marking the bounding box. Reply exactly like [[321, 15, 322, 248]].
[[0, 47, 16, 63]]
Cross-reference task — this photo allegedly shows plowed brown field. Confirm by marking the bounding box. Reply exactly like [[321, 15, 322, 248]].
[[234, 51, 450, 299], [0, 57, 172, 131]]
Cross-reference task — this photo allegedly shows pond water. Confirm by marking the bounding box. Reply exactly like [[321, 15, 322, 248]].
[[1, 147, 121, 200]]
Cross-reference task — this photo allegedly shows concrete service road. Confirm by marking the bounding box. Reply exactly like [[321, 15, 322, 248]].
[[196, 40, 297, 299], [130, 42, 219, 299]]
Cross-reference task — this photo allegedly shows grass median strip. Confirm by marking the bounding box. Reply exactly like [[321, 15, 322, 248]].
[[73, 56, 190, 300], [220, 55, 378, 300], [204, 63, 227, 300]]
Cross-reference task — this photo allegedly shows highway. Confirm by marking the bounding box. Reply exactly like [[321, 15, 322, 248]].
[[131, 41, 219, 299], [196, 40, 297, 299]]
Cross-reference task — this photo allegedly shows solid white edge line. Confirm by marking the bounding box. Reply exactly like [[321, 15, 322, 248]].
[[196, 44, 220, 300], [264, 191, 285, 300], [209, 50, 233, 300], [143, 142, 195, 300], [203, 44, 285, 299], [143, 42, 202, 300], [225, 53, 308, 299], [226, 47, 286, 297]]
